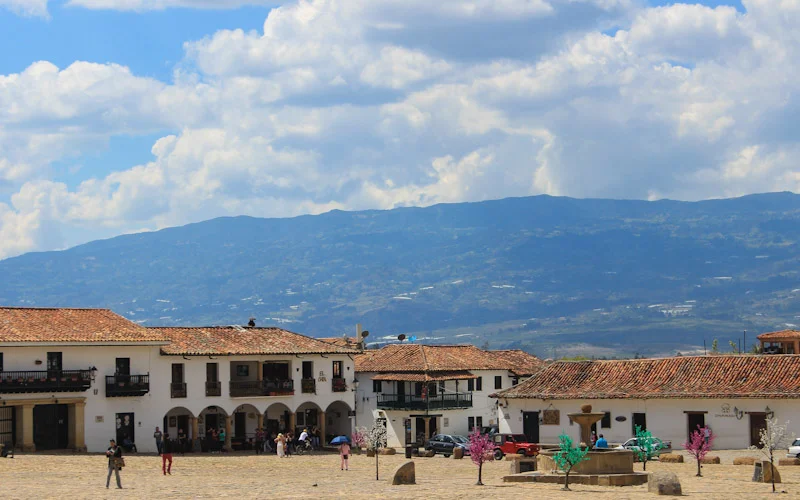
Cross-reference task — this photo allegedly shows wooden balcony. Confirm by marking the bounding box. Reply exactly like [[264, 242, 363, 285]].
[[105, 374, 150, 397], [301, 378, 316, 394], [377, 392, 473, 411], [332, 378, 347, 392], [205, 381, 221, 397], [170, 382, 187, 398], [0, 370, 92, 394], [229, 379, 294, 397]]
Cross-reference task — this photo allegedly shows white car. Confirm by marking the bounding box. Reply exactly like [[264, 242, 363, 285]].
[[616, 437, 672, 458], [787, 438, 800, 458]]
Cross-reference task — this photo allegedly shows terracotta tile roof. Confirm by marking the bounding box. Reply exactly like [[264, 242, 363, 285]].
[[0, 307, 167, 343], [355, 344, 543, 377], [153, 326, 360, 356], [495, 355, 800, 400], [318, 336, 360, 349], [372, 371, 477, 382], [757, 330, 800, 340]]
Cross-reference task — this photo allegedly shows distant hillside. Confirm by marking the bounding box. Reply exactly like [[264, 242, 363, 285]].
[[2, 192, 800, 358]]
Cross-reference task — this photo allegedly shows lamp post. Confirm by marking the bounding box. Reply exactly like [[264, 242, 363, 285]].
[[352, 378, 360, 427]]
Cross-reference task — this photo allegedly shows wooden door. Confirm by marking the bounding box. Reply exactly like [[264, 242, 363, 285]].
[[750, 413, 767, 447]]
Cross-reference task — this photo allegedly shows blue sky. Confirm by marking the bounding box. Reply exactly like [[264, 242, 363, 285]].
[[0, 0, 797, 259]]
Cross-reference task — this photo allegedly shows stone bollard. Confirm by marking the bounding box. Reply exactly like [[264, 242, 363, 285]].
[[648, 471, 682, 496], [734, 457, 757, 466], [453, 447, 464, 459], [659, 453, 684, 463], [778, 458, 800, 466], [761, 461, 781, 484], [366, 449, 375, 457], [700, 456, 720, 464], [379, 448, 397, 456], [391, 461, 416, 485], [752, 462, 763, 482]]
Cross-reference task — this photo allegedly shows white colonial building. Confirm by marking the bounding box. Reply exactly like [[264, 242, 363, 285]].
[[351, 343, 542, 448], [493, 355, 800, 449], [0, 307, 358, 453]]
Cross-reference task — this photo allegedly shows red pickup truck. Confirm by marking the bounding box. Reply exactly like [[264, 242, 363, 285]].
[[491, 434, 540, 460]]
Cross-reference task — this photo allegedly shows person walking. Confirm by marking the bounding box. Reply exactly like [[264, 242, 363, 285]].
[[339, 441, 351, 471], [105, 439, 123, 489], [275, 433, 286, 458], [154, 427, 163, 454], [590, 431, 597, 448], [255, 428, 264, 455], [161, 433, 174, 475], [704, 426, 711, 445]]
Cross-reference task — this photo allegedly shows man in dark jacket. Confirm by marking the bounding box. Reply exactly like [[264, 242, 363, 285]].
[[106, 439, 123, 489], [161, 433, 174, 475]]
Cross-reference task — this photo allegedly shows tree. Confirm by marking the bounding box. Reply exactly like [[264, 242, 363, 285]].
[[633, 425, 663, 471], [710, 339, 719, 353], [365, 422, 387, 480], [468, 427, 494, 485], [351, 427, 367, 452], [752, 417, 795, 493], [553, 432, 589, 491], [683, 425, 714, 477]]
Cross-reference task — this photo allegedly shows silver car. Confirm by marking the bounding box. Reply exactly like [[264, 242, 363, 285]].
[[616, 437, 672, 458], [787, 438, 800, 458]]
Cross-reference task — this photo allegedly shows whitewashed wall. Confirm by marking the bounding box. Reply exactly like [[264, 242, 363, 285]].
[[499, 398, 800, 449]]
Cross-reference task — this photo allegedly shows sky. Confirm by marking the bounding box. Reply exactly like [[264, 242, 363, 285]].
[[0, 0, 797, 260]]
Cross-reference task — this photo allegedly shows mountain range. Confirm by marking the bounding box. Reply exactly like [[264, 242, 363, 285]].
[[2, 192, 800, 358]]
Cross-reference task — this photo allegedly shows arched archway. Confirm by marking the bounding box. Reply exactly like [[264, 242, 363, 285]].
[[231, 404, 260, 448], [325, 401, 353, 444], [163, 407, 195, 452], [264, 402, 292, 436], [295, 401, 322, 436], [198, 405, 229, 452]]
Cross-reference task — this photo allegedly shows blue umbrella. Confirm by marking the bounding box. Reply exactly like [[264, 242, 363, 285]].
[[330, 435, 350, 445]]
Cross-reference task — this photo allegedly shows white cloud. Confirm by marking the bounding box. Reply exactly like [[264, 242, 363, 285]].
[[66, 0, 280, 11], [0, 0, 49, 17], [3, 0, 800, 260]]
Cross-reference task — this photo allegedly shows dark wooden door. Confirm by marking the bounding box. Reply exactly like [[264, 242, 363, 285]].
[[0, 406, 15, 447], [750, 413, 767, 447], [687, 413, 705, 439], [632, 413, 647, 434], [34, 404, 68, 450], [235, 412, 246, 438], [523, 411, 540, 443], [116, 412, 135, 444], [115, 358, 131, 376]]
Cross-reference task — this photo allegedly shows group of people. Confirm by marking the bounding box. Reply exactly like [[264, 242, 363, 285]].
[[590, 431, 608, 449], [269, 426, 321, 457], [153, 427, 189, 455]]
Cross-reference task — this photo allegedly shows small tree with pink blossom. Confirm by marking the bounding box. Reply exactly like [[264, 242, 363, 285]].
[[683, 425, 714, 477], [351, 427, 367, 454], [468, 427, 494, 485]]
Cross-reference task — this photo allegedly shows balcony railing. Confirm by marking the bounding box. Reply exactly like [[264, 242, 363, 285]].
[[105, 374, 150, 397], [229, 379, 294, 397], [332, 377, 347, 392], [301, 378, 316, 394], [0, 370, 92, 393], [377, 392, 473, 411], [206, 381, 222, 397], [170, 382, 187, 398]]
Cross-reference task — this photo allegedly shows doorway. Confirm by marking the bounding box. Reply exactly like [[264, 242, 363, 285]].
[[235, 412, 246, 438], [522, 411, 540, 443], [686, 412, 705, 438], [749, 413, 767, 447], [115, 358, 131, 376], [0, 406, 15, 447], [115, 412, 135, 444], [34, 404, 69, 450], [632, 413, 647, 435], [205, 414, 220, 436]]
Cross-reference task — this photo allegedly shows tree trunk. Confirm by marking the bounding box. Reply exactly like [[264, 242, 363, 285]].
[[696, 459, 702, 477], [563, 466, 571, 491], [643, 458, 647, 471], [375, 450, 379, 481], [477, 462, 483, 485]]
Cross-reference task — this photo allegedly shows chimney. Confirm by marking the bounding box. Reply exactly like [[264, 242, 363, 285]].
[[356, 323, 363, 350]]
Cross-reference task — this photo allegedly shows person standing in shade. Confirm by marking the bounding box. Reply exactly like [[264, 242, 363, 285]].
[[161, 433, 174, 475], [177, 428, 187, 456], [255, 428, 264, 455], [105, 439, 123, 489], [595, 434, 608, 449], [339, 441, 351, 471], [153, 427, 163, 455], [704, 426, 711, 445], [590, 431, 597, 448], [218, 427, 226, 453]]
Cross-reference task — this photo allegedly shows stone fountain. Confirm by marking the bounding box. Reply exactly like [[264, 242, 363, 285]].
[[503, 404, 649, 487]]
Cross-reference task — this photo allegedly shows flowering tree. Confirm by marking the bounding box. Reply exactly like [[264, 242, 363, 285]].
[[634, 425, 664, 471], [366, 421, 387, 480], [553, 433, 589, 491], [683, 425, 714, 477], [468, 428, 494, 485], [352, 427, 368, 451], [751, 417, 795, 493]]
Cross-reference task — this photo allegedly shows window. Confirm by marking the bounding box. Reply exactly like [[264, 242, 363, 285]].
[[414, 382, 423, 396], [171, 363, 184, 384], [601, 411, 612, 428], [332, 360, 343, 378], [115, 358, 130, 376], [427, 382, 437, 396], [495, 376, 502, 390], [236, 364, 250, 377], [0, 352, 3, 372], [373, 380, 382, 393], [476, 377, 483, 391], [206, 363, 218, 382], [46, 352, 62, 372], [467, 379, 474, 391], [468, 416, 475, 431], [438, 380, 446, 393], [262, 362, 289, 380], [476, 416, 483, 428], [302, 361, 313, 379]]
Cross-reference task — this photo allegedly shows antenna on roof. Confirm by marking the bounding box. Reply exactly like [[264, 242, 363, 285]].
[[248, 317, 256, 327], [398, 334, 406, 342]]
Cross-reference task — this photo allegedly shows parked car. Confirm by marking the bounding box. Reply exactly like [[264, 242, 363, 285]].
[[787, 438, 800, 458], [616, 437, 672, 458], [425, 434, 469, 457], [481, 425, 498, 436], [491, 433, 540, 460]]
